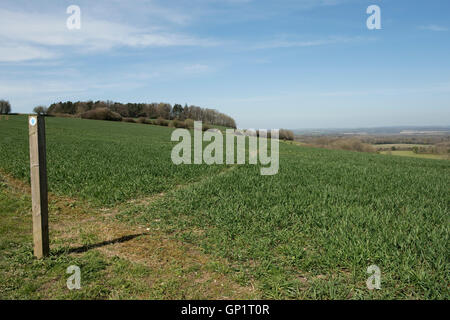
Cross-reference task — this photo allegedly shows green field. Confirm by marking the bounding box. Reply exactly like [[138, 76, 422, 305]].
[[0, 116, 226, 206], [0, 115, 449, 299]]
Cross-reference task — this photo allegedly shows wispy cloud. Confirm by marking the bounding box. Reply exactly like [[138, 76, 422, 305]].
[[183, 64, 211, 74], [0, 8, 219, 62], [249, 36, 373, 50], [0, 44, 57, 62], [418, 24, 448, 32]]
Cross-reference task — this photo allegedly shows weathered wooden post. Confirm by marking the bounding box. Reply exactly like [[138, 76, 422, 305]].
[[28, 115, 50, 258]]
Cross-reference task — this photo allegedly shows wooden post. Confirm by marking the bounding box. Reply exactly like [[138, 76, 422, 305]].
[[28, 115, 49, 258]]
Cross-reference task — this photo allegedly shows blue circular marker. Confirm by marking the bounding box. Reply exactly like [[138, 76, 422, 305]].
[[29, 117, 37, 126]]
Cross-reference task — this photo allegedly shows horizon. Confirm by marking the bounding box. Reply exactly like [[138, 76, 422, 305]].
[[0, 0, 449, 129]]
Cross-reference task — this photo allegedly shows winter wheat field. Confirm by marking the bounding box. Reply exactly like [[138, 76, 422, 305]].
[[0, 115, 448, 299]]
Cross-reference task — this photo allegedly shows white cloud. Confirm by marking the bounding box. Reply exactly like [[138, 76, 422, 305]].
[[87, 0, 194, 25], [0, 81, 85, 96], [0, 8, 218, 62], [418, 25, 448, 32], [250, 36, 372, 50], [183, 64, 210, 73], [0, 44, 57, 62]]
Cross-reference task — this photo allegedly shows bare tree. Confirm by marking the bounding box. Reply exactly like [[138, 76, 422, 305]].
[[0, 100, 11, 114], [33, 106, 48, 115], [157, 103, 172, 119]]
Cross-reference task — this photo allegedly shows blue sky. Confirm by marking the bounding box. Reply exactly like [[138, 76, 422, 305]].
[[0, 0, 449, 129]]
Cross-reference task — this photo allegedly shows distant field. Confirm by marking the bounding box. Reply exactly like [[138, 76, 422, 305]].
[[0, 115, 449, 299], [380, 150, 449, 160]]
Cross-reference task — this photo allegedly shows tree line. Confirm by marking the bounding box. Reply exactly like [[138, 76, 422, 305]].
[[47, 100, 237, 128], [3, 98, 294, 140]]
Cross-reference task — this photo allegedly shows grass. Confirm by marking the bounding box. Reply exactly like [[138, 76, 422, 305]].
[[0, 115, 449, 299]]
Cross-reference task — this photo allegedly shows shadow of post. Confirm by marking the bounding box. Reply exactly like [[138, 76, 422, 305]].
[[52, 232, 149, 256]]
